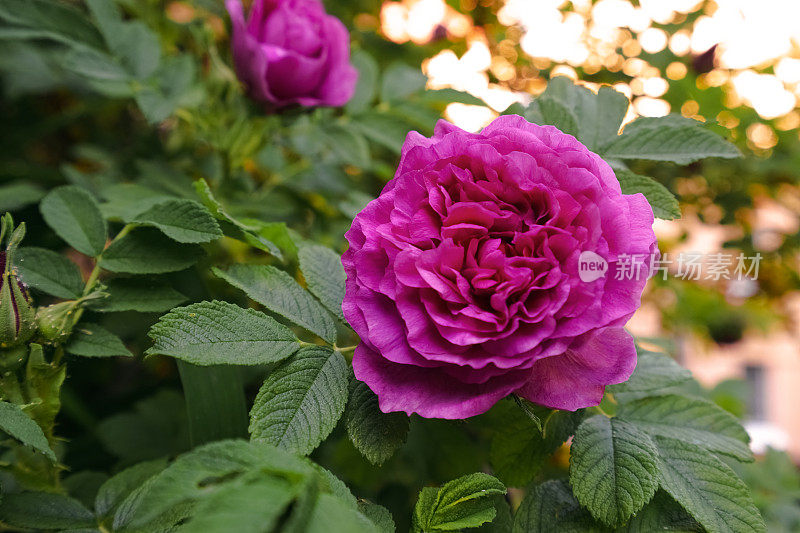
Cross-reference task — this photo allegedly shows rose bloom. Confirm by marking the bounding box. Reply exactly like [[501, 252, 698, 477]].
[[342, 116, 657, 419], [226, 0, 358, 108]]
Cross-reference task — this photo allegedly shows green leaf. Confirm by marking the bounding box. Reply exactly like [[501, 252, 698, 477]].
[[381, 62, 426, 102], [346, 50, 379, 114], [0, 182, 44, 211], [146, 300, 301, 366], [322, 123, 371, 168], [112, 439, 316, 531], [0, 492, 95, 530], [307, 494, 379, 533], [536, 97, 579, 137], [193, 179, 283, 260], [413, 473, 506, 532], [112, 21, 160, 79], [513, 479, 604, 533], [416, 88, 485, 107], [131, 199, 222, 243], [40, 185, 107, 256], [100, 227, 204, 274], [618, 491, 701, 533], [537, 77, 629, 150], [615, 170, 681, 220], [95, 459, 167, 521], [63, 45, 132, 94], [0, 0, 104, 49], [13, 247, 84, 299], [490, 402, 582, 487], [617, 394, 752, 461], [298, 244, 346, 322], [345, 379, 409, 465], [249, 346, 349, 455], [92, 277, 187, 313], [0, 401, 56, 461], [176, 473, 302, 533], [608, 349, 691, 398], [214, 265, 338, 344], [570, 415, 659, 527], [654, 437, 766, 533], [351, 113, 410, 154], [601, 117, 740, 164], [65, 322, 133, 358], [359, 501, 396, 533], [100, 183, 174, 221]]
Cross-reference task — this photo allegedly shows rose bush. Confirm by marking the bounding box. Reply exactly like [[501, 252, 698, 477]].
[[343, 115, 658, 419], [226, 0, 357, 108]]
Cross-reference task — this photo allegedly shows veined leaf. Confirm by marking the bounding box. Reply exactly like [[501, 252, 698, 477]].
[[413, 473, 506, 532], [617, 394, 752, 461], [298, 244, 346, 322], [601, 117, 740, 164], [359, 501, 396, 533], [490, 402, 582, 487], [345, 379, 409, 466], [513, 479, 603, 533], [13, 247, 84, 299], [99, 183, 174, 222], [570, 415, 659, 527], [112, 439, 316, 531], [618, 490, 701, 533], [249, 346, 349, 455], [40, 185, 107, 257], [193, 179, 283, 260], [131, 199, 222, 243], [65, 322, 133, 358], [0, 492, 94, 530], [95, 459, 167, 521], [537, 77, 629, 150], [100, 227, 204, 274], [536, 97, 579, 137], [146, 300, 301, 366], [0, 401, 56, 461], [654, 436, 766, 533], [608, 349, 691, 398], [616, 170, 681, 220], [92, 277, 187, 313], [214, 265, 337, 344]]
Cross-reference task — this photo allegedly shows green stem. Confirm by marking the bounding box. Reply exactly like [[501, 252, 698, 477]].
[[177, 362, 249, 446]]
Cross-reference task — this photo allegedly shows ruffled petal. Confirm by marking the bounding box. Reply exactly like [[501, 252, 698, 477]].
[[515, 327, 637, 410]]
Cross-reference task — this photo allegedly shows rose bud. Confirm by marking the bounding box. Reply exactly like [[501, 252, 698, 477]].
[[37, 289, 106, 344], [0, 217, 36, 348], [342, 116, 657, 419], [226, 0, 358, 109]]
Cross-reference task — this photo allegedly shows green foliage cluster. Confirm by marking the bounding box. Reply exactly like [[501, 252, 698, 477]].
[[0, 1, 794, 532]]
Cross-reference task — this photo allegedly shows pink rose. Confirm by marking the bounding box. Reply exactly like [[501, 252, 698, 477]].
[[342, 116, 657, 419], [226, 0, 358, 108]]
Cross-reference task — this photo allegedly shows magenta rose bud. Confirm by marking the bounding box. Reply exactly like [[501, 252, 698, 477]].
[[342, 116, 658, 419], [226, 0, 358, 108]]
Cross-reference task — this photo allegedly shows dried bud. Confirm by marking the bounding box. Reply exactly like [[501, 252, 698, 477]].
[[0, 215, 36, 348]]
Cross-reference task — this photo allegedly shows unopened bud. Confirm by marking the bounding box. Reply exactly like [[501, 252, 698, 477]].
[[0, 215, 36, 348]]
